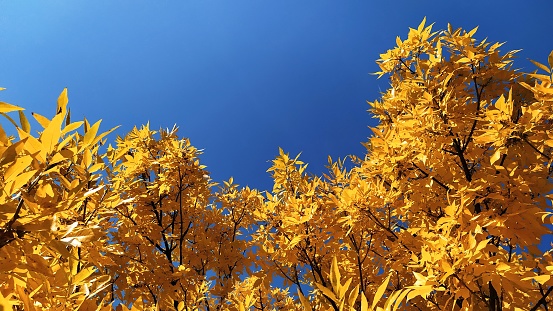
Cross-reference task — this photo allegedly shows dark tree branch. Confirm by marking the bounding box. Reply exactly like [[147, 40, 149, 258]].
[[530, 286, 553, 311]]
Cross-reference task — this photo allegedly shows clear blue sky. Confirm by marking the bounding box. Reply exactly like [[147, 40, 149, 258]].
[[1, 1, 552, 191]]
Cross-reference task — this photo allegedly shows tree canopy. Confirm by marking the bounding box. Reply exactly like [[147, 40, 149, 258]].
[[1, 19, 553, 311]]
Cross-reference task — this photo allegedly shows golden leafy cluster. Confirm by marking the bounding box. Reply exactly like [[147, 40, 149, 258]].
[[1, 19, 553, 310]]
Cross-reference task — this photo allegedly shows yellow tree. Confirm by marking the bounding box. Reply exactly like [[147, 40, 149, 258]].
[[248, 20, 553, 311], [101, 125, 256, 310], [0, 92, 254, 310], [0, 89, 117, 310], [312, 20, 553, 310], [3, 19, 553, 311]]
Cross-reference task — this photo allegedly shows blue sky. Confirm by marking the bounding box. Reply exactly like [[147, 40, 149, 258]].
[[1, 1, 552, 191]]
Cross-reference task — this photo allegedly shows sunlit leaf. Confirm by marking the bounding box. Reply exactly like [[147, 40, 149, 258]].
[[56, 87, 68, 115], [18, 111, 30, 133], [372, 274, 391, 310], [73, 266, 96, 285], [32, 112, 51, 129], [0, 101, 24, 113], [40, 112, 64, 155]]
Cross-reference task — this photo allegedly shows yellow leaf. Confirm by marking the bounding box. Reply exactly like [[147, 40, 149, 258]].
[[0, 101, 24, 113], [494, 94, 513, 116], [0, 291, 19, 311], [18, 111, 30, 133], [56, 87, 68, 115], [360, 291, 368, 311], [283, 234, 301, 249], [475, 238, 489, 254], [19, 217, 53, 232], [496, 262, 510, 272], [522, 275, 550, 285], [16, 286, 36, 311], [91, 125, 120, 146], [347, 284, 360, 308], [548, 50, 553, 69], [417, 17, 426, 33], [130, 298, 144, 311], [82, 119, 102, 150], [32, 112, 51, 129], [490, 149, 501, 165], [315, 283, 338, 303], [26, 253, 53, 276], [40, 112, 64, 155], [60, 122, 83, 139], [73, 266, 96, 285], [66, 107, 71, 126], [392, 289, 412, 311], [9, 169, 37, 194], [406, 285, 434, 300], [84, 118, 90, 132], [339, 297, 346, 311], [83, 147, 92, 168], [330, 256, 341, 291], [0, 140, 23, 166], [62, 221, 80, 239], [69, 246, 80, 275], [119, 303, 131, 311], [340, 277, 352, 299], [16, 128, 45, 162], [413, 271, 428, 286], [383, 290, 403, 311], [49, 240, 72, 258], [4, 155, 33, 184], [0, 124, 8, 145], [83, 185, 105, 199], [1, 111, 19, 129], [457, 57, 472, 64], [298, 289, 313, 311], [530, 59, 550, 73], [394, 36, 402, 47], [55, 134, 75, 154], [372, 274, 391, 310], [467, 26, 479, 37]]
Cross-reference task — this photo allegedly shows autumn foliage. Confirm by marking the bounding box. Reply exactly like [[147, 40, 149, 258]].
[[2, 20, 553, 310]]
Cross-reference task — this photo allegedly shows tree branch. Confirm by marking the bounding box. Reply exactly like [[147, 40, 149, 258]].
[[529, 286, 553, 311]]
